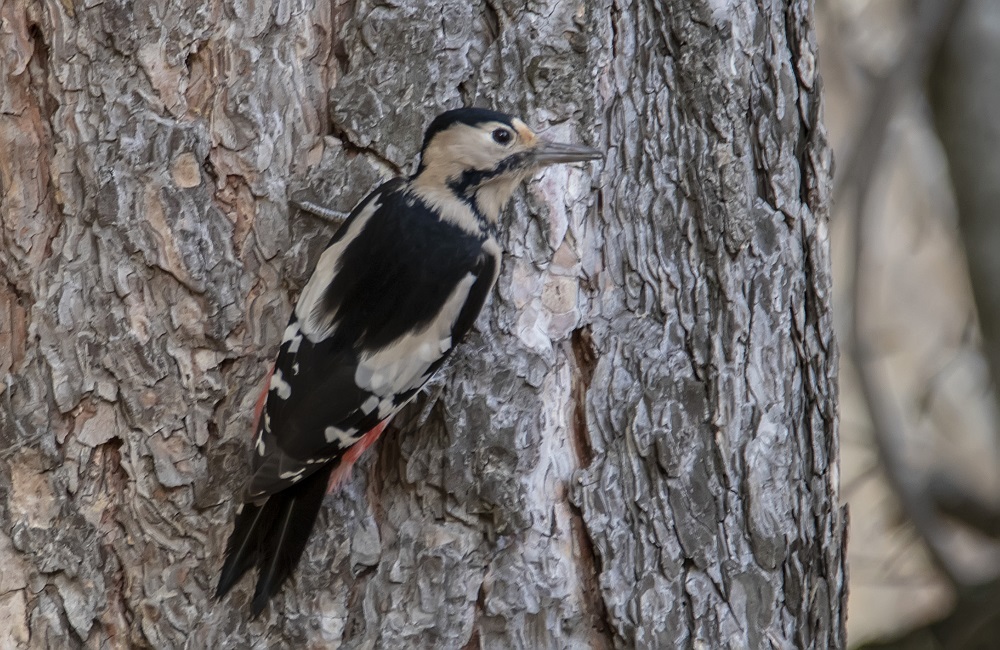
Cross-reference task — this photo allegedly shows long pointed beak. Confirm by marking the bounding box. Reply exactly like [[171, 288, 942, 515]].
[[532, 141, 604, 165]]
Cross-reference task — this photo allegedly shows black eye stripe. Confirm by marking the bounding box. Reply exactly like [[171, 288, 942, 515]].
[[448, 151, 531, 196], [492, 128, 513, 145]]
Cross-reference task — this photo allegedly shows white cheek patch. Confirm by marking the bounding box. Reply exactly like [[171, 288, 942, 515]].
[[269, 369, 292, 400], [354, 273, 475, 398]]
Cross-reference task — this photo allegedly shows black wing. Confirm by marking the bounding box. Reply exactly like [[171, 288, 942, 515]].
[[249, 181, 497, 497], [217, 181, 498, 608]]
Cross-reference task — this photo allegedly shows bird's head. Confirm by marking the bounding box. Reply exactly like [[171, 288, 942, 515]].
[[411, 108, 602, 227]]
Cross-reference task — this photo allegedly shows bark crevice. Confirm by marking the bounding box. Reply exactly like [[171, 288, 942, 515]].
[[567, 498, 615, 649], [569, 326, 598, 469], [328, 119, 403, 176]]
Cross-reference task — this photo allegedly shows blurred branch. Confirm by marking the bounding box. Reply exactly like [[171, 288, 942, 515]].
[[929, 0, 1000, 449], [845, 0, 966, 588], [839, 1, 1000, 646], [929, 472, 1000, 539], [834, 0, 964, 206], [849, 351, 966, 585], [856, 578, 1000, 650]]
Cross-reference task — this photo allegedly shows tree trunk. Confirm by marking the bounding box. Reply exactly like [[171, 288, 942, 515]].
[[0, 0, 843, 648]]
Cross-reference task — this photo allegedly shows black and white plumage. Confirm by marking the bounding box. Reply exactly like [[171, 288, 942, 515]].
[[215, 108, 602, 615]]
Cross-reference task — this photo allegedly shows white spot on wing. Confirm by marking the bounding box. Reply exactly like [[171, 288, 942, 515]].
[[378, 398, 394, 418], [280, 467, 305, 480], [269, 369, 292, 400], [256, 430, 266, 456], [361, 395, 379, 414], [283, 319, 303, 354], [325, 426, 359, 448]]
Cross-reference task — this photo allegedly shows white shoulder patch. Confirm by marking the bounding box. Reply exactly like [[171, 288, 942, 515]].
[[295, 196, 383, 342]]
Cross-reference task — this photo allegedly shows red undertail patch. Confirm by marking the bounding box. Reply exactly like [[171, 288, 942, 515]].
[[252, 364, 275, 436], [327, 420, 389, 493]]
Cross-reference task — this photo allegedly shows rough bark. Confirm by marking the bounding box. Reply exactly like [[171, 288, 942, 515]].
[[0, 0, 842, 648]]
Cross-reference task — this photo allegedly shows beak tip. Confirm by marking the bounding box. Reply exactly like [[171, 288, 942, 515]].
[[534, 141, 605, 165]]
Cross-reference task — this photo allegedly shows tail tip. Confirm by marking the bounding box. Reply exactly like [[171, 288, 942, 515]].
[[250, 588, 273, 618]]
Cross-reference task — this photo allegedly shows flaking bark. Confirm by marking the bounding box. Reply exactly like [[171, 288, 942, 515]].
[[0, 0, 843, 647]]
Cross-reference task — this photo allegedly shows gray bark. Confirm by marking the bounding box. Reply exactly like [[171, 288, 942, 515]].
[[0, 0, 842, 648]]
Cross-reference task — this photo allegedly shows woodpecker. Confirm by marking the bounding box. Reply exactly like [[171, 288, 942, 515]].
[[215, 108, 602, 615]]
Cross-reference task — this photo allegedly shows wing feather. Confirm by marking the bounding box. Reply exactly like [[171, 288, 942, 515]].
[[249, 181, 499, 497]]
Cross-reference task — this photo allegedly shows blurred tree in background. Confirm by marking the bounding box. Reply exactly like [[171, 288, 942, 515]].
[[821, 0, 1000, 646]]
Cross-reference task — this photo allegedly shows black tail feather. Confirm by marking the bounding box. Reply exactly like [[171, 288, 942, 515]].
[[216, 464, 334, 615], [215, 502, 272, 599]]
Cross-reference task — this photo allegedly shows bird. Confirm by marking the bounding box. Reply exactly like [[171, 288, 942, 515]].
[[215, 107, 602, 615]]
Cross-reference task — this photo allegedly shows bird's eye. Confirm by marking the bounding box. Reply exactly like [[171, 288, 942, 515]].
[[492, 128, 513, 145]]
